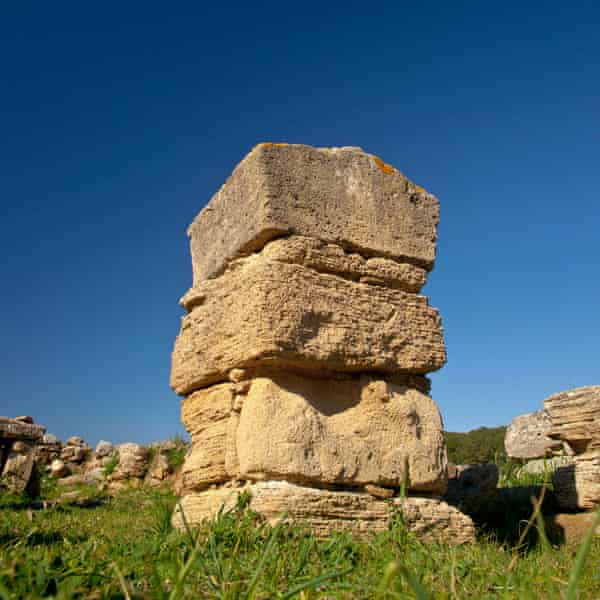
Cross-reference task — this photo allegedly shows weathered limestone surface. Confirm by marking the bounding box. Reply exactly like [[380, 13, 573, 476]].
[[50, 459, 70, 478], [544, 386, 600, 454], [1, 417, 45, 493], [553, 453, 600, 510], [189, 144, 440, 283], [170, 143, 464, 539], [178, 373, 446, 493], [1, 447, 35, 493], [111, 443, 149, 481], [546, 512, 600, 544], [171, 258, 445, 395], [0, 417, 45, 442], [173, 482, 475, 544], [95, 440, 115, 459], [504, 386, 600, 512], [182, 236, 428, 305], [179, 383, 234, 491], [504, 410, 562, 459], [236, 373, 447, 493]]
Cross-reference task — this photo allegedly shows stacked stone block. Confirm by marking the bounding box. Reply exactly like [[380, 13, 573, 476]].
[[170, 143, 474, 543], [0, 416, 45, 494], [505, 386, 600, 512], [545, 386, 600, 510]]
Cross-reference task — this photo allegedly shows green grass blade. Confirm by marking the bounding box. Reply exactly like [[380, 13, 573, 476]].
[[280, 566, 353, 599], [175, 500, 197, 547], [398, 565, 431, 600], [168, 543, 201, 600], [0, 581, 14, 600], [111, 562, 132, 600], [535, 508, 551, 552], [377, 560, 400, 597], [564, 507, 600, 600], [246, 517, 285, 600]]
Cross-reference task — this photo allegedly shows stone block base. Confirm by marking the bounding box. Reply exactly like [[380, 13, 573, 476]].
[[173, 481, 475, 544]]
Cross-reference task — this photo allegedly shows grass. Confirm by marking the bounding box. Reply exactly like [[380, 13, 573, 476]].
[[498, 457, 556, 489], [102, 455, 120, 478], [164, 447, 186, 472], [1, 484, 599, 598]]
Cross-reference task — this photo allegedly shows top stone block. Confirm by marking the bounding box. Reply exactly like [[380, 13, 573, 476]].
[[189, 144, 440, 283]]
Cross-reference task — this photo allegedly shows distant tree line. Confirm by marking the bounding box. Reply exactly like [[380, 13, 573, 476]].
[[444, 426, 507, 464]]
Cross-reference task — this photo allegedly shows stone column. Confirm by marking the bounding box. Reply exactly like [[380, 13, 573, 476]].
[[169, 143, 474, 543]]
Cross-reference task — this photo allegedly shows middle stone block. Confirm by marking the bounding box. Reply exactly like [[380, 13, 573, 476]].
[[180, 371, 448, 494], [171, 249, 446, 396]]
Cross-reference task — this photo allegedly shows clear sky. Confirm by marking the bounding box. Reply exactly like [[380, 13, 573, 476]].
[[1, 2, 598, 445]]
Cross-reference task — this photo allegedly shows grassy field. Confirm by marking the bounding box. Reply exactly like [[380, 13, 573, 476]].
[[1, 482, 599, 599]]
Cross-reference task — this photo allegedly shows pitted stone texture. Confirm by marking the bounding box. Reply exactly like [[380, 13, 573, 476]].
[[50, 459, 70, 478], [504, 410, 562, 459], [173, 487, 242, 527], [173, 482, 475, 544], [236, 373, 447, 493], [1, 447, 35, 493], [547, 513, 600, 544], [178, 374, 446, 493], [147, 454, 171, 485], [544, 386, 600, 454], [35, 435, 63, 464], [0, 417, 45, 442], [111, 443, 149, 480], [553, 453, 600, 510], [188, 144, 440, 283], [227, 368, 432, 396], [171, 259, 445, 395], [179, 383, 234, 491], [60, 444, 88, 464], [181, 236, 428, 311], [95, 440, 115, 459]]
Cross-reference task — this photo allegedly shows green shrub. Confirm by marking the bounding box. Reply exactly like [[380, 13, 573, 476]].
[[445, 426, 507, 464], [103, 454, 120, 477], [165, 447, 186, 471]]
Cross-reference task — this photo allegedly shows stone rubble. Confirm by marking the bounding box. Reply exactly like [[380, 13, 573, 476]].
[[505, 385, 600, 515], [543, 386, 600, 511], [0, 417, 45, 494], [50, 459, 70, 478], [504, 410, 563, 460], [1, 415, 187, 494], [111, 443, 149, 481], [545, 386, 600, 454], [170, 143, 475, 542]]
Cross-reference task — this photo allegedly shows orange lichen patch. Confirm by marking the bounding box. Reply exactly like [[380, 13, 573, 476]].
[[412, 184, 426, 194], [260, 142, 289, 148], [370, 155, 398, 175]]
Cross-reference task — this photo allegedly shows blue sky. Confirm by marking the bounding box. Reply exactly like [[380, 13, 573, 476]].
[[1, 2, 598, 444]]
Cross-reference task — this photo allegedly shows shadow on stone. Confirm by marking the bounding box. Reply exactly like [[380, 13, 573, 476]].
[[444, 465, 560, 547]]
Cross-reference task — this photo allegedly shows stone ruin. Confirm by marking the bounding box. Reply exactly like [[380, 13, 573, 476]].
[[0, 416, 185, 498], [505, 385, 600, 512], [0, 416, 45, 494], [170, 143, 475, 543]]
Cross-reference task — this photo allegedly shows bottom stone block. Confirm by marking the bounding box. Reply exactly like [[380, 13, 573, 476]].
[[172, 481, 475, 544], [545, 512, 600, 545], [553, 453, 600, 510]]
